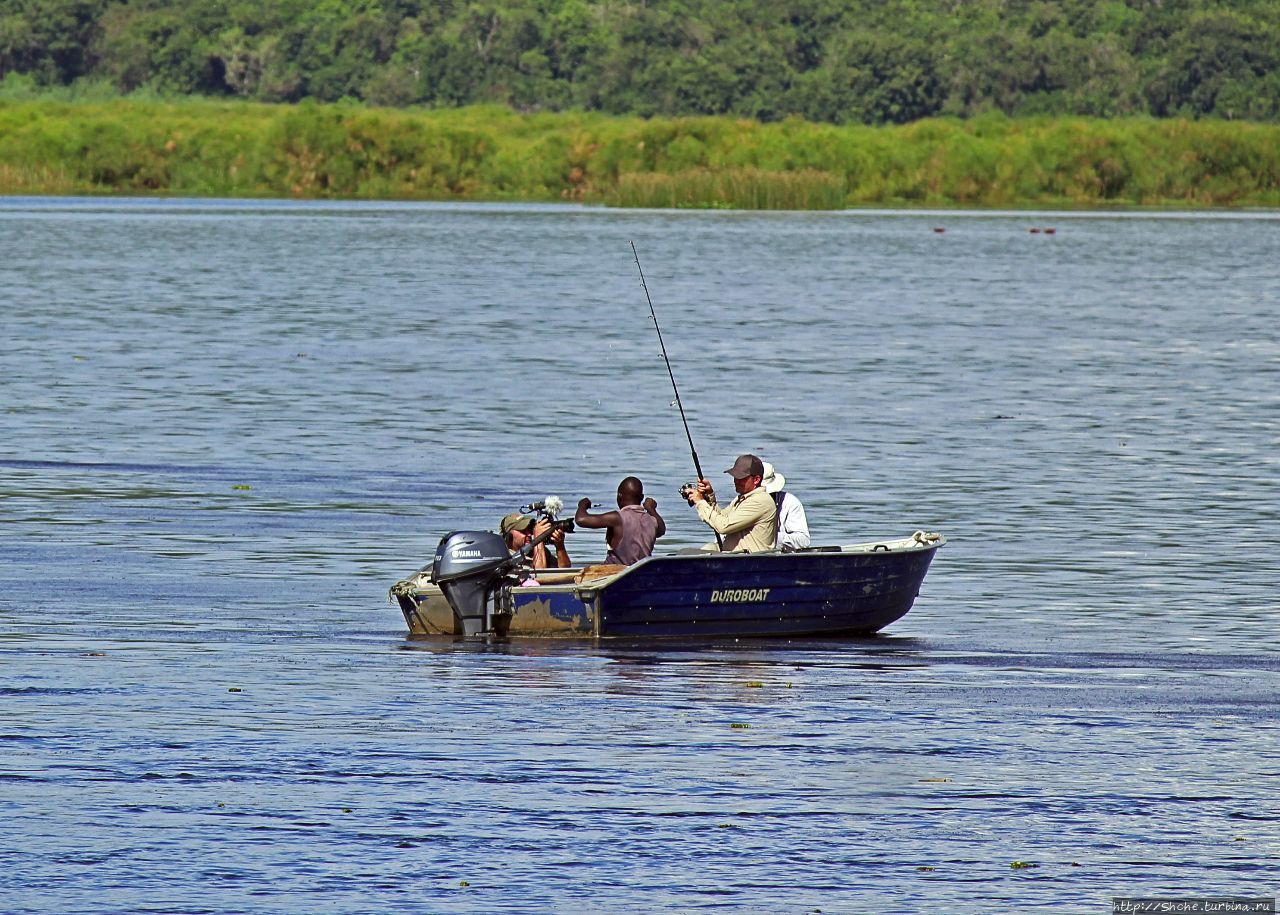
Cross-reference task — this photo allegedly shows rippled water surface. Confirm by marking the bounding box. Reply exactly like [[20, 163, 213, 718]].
[[2, 198, 1278, 913]]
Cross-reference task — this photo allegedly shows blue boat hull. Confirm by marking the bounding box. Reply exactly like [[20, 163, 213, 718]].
[[587, 545, 939, 637], [396, 534, 944, 639]]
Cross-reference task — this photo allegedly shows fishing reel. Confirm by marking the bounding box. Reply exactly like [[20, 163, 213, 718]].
[[679, 481, 698, 501], [520, 496, 575, 533]]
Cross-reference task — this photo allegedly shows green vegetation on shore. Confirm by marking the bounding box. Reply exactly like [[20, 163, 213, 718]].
[[2, 0, 1279, 124], [2, 98, 1278, 208]]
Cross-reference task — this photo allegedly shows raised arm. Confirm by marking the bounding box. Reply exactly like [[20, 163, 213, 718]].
[[575, 498, 623, 539], [644, 497, 667, 539]]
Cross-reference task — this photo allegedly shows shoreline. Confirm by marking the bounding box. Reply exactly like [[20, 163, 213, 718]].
[[4, 194, 1280, 217], [2, 98, 1278, 209]]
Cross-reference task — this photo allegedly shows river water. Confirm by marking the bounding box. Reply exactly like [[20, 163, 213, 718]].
[[2, 198, 1277, 913]]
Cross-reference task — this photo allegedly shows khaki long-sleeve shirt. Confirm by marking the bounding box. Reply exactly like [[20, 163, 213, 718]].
[[696, 485, 778, 552]]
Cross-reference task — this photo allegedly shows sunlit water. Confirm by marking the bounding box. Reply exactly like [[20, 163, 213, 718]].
[[2, 198, 1277, 913]]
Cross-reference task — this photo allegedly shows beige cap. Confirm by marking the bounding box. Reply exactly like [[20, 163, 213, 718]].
[[500, 513, 534, 535], [761, 461, 786, 494]]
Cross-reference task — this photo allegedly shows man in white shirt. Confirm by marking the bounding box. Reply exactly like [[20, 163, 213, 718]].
[[761, 461, 810, 551]]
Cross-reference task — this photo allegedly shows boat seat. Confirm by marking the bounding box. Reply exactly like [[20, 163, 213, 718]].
[[530, 570, 582, 585], [576, 564, 627, 583]]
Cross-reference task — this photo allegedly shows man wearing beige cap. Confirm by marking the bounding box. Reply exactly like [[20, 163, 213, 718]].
[[684, 453, 778, 552], [500, 512, 572, 569]]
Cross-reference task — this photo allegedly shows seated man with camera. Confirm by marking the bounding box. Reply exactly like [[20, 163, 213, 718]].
[[500, 512, 572, 569], [574, 476, 666, 566], [683, 453, 778, 553]]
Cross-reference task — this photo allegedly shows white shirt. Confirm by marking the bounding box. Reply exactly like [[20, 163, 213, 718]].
[[774, 491, 810, 550]]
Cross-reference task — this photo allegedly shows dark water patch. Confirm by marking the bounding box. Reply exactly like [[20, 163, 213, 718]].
[[0, 686, 114, 697]]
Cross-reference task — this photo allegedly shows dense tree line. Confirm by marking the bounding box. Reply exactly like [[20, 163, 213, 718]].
[[2, 0, 1279, 123]]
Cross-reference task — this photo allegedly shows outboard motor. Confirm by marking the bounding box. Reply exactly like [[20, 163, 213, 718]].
[[428, 498, 574, 637], [430, 530, 515, 636]]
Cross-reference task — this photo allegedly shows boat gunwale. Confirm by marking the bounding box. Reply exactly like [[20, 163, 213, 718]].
[[404, 533, 945, 597]]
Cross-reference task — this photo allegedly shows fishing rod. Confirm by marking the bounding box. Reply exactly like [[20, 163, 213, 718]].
[[630, 241, 723, 551]]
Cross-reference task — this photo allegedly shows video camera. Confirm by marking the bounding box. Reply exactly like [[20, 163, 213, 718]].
[[520, 496, 575, 533]]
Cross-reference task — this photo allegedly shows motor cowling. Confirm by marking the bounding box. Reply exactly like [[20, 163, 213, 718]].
[[431, 530, 510, 582], [430, 531, 513, 636]]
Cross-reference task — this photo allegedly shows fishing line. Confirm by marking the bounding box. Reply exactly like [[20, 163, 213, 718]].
[[630, 241, 723, 551]]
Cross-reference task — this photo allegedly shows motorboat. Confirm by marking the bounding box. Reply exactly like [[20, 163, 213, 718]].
[[390, 507, 943, 638]]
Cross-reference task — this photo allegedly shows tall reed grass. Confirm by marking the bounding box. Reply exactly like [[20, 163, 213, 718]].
[[1, 98, 1277, 208], [608, 168, 847, 209]]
